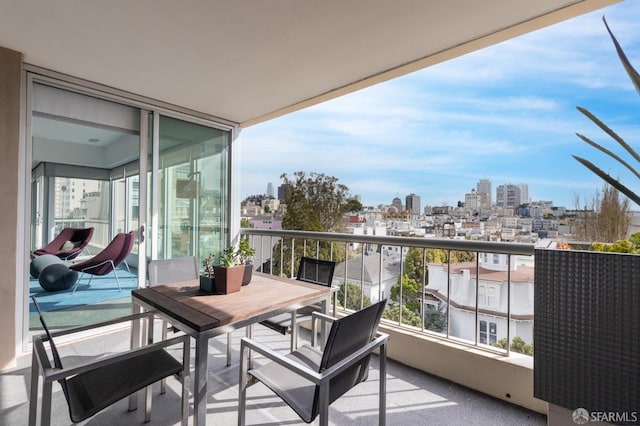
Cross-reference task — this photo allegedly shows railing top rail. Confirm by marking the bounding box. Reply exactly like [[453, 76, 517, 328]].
[[240, 228, 534, 256]]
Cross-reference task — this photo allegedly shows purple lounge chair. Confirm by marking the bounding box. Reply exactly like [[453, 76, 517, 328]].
[[69, 231, 135, 293], [32, 227, 94, 260]]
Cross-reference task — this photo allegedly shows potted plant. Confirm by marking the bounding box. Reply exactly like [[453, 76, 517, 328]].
[[200, 253, 216, 293], [238, 237, 256, 285], [212, 246, 244, 294]]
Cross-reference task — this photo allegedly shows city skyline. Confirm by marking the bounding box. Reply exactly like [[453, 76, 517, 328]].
[[239, 1, 640, 209]]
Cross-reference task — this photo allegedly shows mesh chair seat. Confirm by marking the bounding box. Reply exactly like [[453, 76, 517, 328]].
[[29, 295, 190, 425], [66, 348, 184, 423], [249, 345, 323, 423]]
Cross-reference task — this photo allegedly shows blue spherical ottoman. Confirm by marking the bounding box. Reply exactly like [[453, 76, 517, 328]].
[[38, 263, 79, 292], [30, 254, 63, 279]]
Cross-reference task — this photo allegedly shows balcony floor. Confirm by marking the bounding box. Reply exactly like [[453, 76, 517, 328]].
[[2, 322, 546, 425]]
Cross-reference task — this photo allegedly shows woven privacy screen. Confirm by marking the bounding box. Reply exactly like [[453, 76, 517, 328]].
[[534, 248, 640, 413]]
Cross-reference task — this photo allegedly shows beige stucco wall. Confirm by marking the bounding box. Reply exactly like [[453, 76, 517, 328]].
[[379, 324, 547, 415], [0, 46, 22, 369]]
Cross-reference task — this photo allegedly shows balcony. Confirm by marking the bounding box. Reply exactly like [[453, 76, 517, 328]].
[[239, 229, 542, 414], [1, 318, 545, 425], [13, 228, 636, 424]]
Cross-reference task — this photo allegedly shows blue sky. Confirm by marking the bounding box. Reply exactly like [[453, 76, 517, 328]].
[[239, 1, 640, 209]]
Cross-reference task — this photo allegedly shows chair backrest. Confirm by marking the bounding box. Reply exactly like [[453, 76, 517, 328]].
[[33, 227, 94, 259], [65, 227, 94, 259], [30, 296, 71, 402], [313, 299, 387, 416], [70, 232, 129, 275], [296, 257, 336, 287], [148, 256, 199, 286], [113, 231, 135, 267]]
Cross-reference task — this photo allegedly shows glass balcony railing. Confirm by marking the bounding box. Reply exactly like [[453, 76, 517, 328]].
[[240, 228, 535, 356]]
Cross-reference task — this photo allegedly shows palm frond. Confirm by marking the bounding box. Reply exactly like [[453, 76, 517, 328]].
[[603, 16, 640, 96], [576, 107, 640, 163], [573, 155, 640, 206], [575, 132, 640, 180]]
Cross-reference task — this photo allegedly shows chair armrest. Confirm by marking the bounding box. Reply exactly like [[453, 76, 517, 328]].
[[240, 331, 389, 387], [240, 337, 322, 384], [46, 312, 154, 339], [37, 334, 189, 383]]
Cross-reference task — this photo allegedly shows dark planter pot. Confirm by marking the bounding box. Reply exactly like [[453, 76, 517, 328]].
[[242, 264, 253, 286], [213, 265, 244, 294], [534, 248, 640, 414], [199, 275, 215, 293]]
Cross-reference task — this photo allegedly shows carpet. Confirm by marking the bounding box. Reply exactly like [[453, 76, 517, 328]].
[[29, 267, 139, 313]]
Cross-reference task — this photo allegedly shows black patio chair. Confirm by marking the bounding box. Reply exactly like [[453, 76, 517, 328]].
[[259, 257, 336, 350], [28, 295, 190, 425], [239, 299, 389, 426]]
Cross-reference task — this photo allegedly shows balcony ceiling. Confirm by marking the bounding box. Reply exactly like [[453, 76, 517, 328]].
[[0, 0, 619, 127]]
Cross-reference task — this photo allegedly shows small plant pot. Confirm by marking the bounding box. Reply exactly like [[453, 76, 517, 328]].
[[213, 265, 244, 294], [200, 275, 216, 293], [242, 264, 253, 286]]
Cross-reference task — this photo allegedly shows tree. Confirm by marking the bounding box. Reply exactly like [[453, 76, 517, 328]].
[[271, 172, 353, 276], [281, 171, 352, 232], [493, 336, 533, 356], [573, 17, 640, 207], [390, 275, 420, 313], [344, 198, 363, 213], [240, 217, 252, 228], [382, 303, 422, 327], [574, 184, 630, 243], [423, 302, 447, 333], [336, 281, 372, 311]]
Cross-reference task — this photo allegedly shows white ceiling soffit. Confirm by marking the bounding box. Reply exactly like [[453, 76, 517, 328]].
[[0, 0, 620, 127]]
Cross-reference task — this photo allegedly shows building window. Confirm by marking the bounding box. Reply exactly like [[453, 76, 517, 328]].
[[480, 320, 498, 345], [489, 322, 497, 344], [487, 286, 498, 307]]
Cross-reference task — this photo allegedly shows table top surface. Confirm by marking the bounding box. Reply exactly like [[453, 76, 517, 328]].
[[132, 272, 331, 333]]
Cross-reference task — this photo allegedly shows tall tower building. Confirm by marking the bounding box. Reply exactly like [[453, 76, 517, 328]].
[[405, 193, 421, 217], [496, 184, 522, 209], [266, 182, 274, 197], [518, 184, 529, 205], [476, 179, 492, 207]]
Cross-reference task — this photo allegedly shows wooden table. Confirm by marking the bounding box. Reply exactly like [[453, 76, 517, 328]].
[[131, 272, 332, 425]]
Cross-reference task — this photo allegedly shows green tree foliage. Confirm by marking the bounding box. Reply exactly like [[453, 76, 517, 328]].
[[390, 275, 420, 312], [240, 217, 253, 228], [344, 198, 363, 213], [590, 231, 640, 254], [424, 303, 447, 333], [270, 172, 352, 276], [493, 336, 534, 356], [281, 171, 352, 232], [382, 303, 422, 327], [337, 281, 372, 311], [573, 17, 640, 207]]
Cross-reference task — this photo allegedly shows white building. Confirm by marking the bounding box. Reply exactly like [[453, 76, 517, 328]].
[[425, 253, 534, 346]]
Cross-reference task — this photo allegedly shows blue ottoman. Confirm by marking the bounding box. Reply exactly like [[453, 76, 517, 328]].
[[38, 263, 79, 292], [30, 254, 64, 279]]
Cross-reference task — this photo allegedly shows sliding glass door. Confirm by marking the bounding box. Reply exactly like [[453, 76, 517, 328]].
[[27, 78, 231, 339], [153, 115, 229, 264]]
